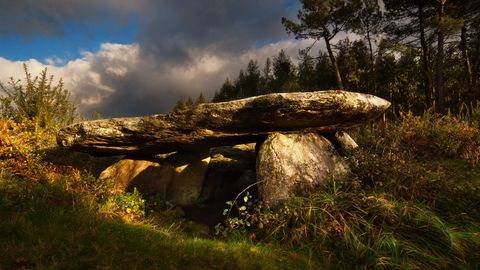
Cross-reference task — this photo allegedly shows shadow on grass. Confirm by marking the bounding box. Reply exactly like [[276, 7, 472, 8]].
[[41, 147, 122, 178], [0, 177, 316, 270]]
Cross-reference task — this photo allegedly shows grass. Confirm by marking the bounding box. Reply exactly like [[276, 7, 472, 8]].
[[1, 112, 480, 269], [0, 177, 314, 270]]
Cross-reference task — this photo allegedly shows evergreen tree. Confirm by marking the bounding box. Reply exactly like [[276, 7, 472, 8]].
[[383, 0, 436, 109], [272, 50, 298, 92], [336, 39, 370, 92], [282, 0, 361, 89], [298, 50, 317, 91], [242, 60, 261, 98], [172, 98, 187, 112], [195, 92, 206, 106], [348, 0, 383, 94], [185, 97, 194, 109], [262, 58, 273, 94], [212, 78, 237, 102]]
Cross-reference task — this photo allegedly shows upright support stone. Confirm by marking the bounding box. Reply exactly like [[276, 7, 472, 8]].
[[99, 159, 172, 195], [98, 151, 211, 206], [166, 151, 211, 206], [256, 132, 349, 207]]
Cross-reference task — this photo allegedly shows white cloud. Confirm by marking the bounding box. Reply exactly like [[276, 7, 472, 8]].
[[1, 38, 349, 117]]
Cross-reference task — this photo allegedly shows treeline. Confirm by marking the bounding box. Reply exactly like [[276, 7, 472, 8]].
[[213, 0, 480, 115]]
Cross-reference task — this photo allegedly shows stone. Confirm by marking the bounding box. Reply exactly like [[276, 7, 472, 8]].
[[98, 151, 210, 206], [166, 151, 211, 206], [99, 159, 171, 195], [328, 131, 358, 154], [200, 143, 257, 202], [57, 90, 390, 156], [256, 132, 349, 207]]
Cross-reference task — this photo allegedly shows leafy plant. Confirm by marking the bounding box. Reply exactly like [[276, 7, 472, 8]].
[[0, 64, 76, 130]]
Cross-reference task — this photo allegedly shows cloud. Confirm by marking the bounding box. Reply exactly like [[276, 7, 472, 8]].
[[0, 0, 138, 36], [1, 1, 358, 117], [1, 38, 318, 117]]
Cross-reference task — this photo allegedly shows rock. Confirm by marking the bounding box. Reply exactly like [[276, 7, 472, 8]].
[[99, 159, 171, 195], [328, 131, 358, 154], [257, 132, 349, 207], [200, 143, 257, 202], [98, 151, 210, 206], [166, 151, 211, 206], [57, 90, 390, 156]]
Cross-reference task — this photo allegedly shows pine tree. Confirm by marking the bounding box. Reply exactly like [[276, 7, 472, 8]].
[[195, 92, 206, 106], [282, 0, 361, 89], [272, 50, 297, 92], [172, 98, 187, 112]]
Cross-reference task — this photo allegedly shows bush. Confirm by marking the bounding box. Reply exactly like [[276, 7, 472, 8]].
[[0, 64, 76, 131]]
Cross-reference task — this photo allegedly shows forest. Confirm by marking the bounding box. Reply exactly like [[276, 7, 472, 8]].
[[211, 0, 480, 116]]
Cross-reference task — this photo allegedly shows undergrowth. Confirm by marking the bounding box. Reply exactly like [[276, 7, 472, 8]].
[[0, 119, 311, 269], [216, 112, 480, 269], [1, 111, 480, 269]]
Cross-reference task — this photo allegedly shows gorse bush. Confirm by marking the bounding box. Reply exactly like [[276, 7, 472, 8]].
[[0, 64, 76, 131], [0, 119, 54, 181]]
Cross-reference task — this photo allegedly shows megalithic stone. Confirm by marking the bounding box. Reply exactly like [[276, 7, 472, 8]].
[[57, 90, 390, 155]]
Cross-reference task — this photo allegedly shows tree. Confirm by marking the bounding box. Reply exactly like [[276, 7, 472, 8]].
[[0, 64, 76, 129], [434, 0, 462, 113], [212, 78, 237, 102], [239, 60, 261, 98], [383, 0, 436, 108], [282, 0, 361, 89], [298, 50, 317, 90], [272, 50, 298, 92], [172, 98, 187, 111], [195, 92, 206, 106], [315, 52, 337, 89], [336, 39, 370, 92], [262, 58, 273, 94], [349, 0, 383, 94]]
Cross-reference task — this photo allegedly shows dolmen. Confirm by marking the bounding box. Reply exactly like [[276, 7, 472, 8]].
[[58, 90, 390, 207]]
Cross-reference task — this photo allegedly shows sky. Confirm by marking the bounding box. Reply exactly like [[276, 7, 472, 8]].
[[0, 0, 329, 117]]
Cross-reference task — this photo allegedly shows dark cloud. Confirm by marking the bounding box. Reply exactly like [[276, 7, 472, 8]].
[[0, 0, 136, 36], [139, 0, 293, 60]]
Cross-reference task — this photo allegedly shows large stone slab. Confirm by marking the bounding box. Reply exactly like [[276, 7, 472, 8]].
[[57, 90, 390, 155], [257, 132, 349, 207]]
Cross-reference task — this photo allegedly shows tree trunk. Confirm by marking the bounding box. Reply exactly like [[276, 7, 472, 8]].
[[366, 24, 376, 95], [435, 0, 446, 114], [323, 30, 344, 89], [460, 25, 474, 105], [473, 31, 480, 88], [418, 2, 433, 109]]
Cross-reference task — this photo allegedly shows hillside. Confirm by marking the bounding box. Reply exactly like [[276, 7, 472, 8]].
[[1, 112, 479, 269]]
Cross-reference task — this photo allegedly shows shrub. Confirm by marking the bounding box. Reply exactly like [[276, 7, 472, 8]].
[[0, 64, 76, 131]]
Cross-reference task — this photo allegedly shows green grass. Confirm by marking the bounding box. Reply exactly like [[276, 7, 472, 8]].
[[0, 178, 315, 269], [1, 112, 480, 269]]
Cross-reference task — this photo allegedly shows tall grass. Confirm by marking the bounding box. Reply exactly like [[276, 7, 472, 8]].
[[218, 112, 480, 269]]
